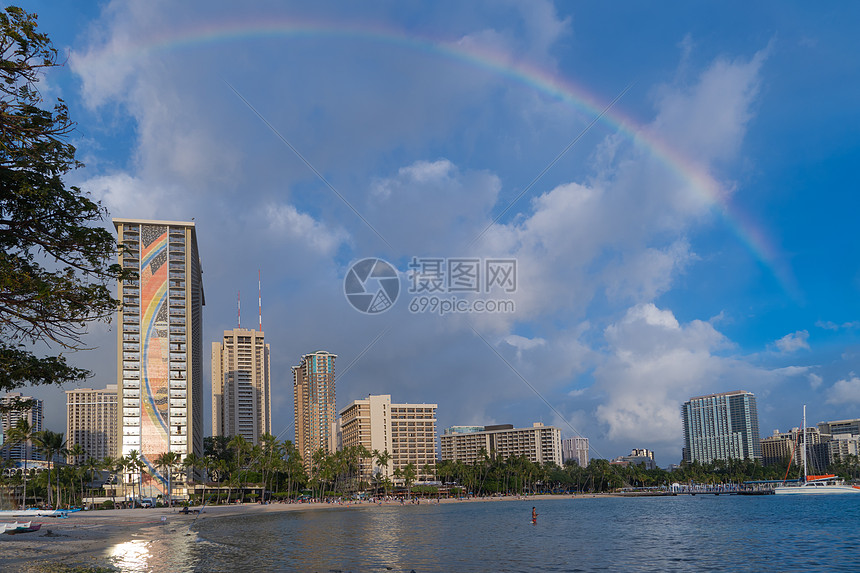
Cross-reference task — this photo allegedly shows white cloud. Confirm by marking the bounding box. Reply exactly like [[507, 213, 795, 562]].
[[651, 50, 767, 164], [264, 203, 348, 255], [503, 334, 546, 360], [590, 303, 796, 447], [367, 159, 501, 256], [594, 303, 729, 444], [826, 375, 860, 405], [774, 330, 810, 353], [84, 172, 167, 220], [809, 373, 823, 390], [816, 320, 860, 331]]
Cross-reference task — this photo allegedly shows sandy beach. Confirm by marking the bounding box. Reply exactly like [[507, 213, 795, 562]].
[[0, 495, 601, 571]]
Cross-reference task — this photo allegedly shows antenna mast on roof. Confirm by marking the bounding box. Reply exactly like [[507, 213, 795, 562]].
[[258, 270, 262, 332], [238, 290, 241, 328]]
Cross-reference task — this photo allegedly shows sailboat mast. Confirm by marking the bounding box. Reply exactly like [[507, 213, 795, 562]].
[[801, 404, 807, 483]]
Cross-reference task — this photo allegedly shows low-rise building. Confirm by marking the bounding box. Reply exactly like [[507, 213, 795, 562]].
[[611, 448, 657, 470], [817, 418, 860, 437], [440, 422, 562, 466]]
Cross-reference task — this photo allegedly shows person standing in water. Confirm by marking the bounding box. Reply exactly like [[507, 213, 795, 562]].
[[532, 507, 538, 525]]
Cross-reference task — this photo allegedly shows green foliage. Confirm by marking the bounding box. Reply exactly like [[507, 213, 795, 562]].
[[0, 6, 131, 395], [204, 436, 234, 464], [100, 499, 115, 510], [410, 484, 438, 495], [32, 429, 66, 505]]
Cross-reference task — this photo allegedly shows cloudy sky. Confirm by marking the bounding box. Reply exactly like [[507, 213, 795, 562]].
[[16, 1, 860, 465]]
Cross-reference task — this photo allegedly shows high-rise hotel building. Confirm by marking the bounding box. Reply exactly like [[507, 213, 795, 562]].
[[340, 394, 438, 483], [293, 351, 336, 472], [562, 436, 590, 467], [114, 219, 204, 495], [212, 328, 271, 444], [1, 393, 43, 462], [66, 385, 119, 462], [682, 390, 761, 464]]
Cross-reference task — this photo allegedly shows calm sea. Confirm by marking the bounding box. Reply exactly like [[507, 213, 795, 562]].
[[104, 496, 860, 572]]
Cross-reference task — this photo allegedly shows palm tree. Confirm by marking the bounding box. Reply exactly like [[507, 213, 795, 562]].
[[282, 441, 303, 500], [401, 463, 417, 496], [113, 456, 128, 502], [66, 443, 86, 505], [67, 443, 85, 465], [183, 452, 203, 504], [153, 451, 181, 506], [375, 449, 392, 495], [126, 450, 146, 503], [6, 418, 34, 508], [85, 457, 101, 507], [101, 456, 118, 505], [33, 430, 67, 507]]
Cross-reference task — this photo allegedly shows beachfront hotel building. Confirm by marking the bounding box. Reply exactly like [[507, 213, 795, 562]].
[[65, 385, 119, 463], [760, 422, 860, 471], [681, 390, 762, 464], [339, 394, 438, 483], [293, 351, 337, 473], [212, 328, 271, 445], [1, 393, 43, 462], [562, 436, 590, 467], [114, 219, 205, 496], [440, 423, 563, 466]]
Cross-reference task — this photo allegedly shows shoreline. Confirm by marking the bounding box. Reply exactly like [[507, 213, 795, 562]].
[[0, 494, 605, 571]]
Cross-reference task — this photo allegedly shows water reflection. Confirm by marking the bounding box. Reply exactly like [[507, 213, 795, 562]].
[[108, 539, 151, 572], [105, 521, 197, 573], [175, 498, 860, 572]]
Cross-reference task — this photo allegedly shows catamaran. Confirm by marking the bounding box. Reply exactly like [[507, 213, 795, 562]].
[[774, 405, 860, 495], [0, 521, 42, 534], [0, 508, 71, 518]]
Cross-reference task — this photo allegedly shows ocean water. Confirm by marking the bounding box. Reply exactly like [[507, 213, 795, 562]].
[[104, 496, 860, 572]]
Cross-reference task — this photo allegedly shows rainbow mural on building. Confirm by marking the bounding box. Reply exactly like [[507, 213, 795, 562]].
[[139, 224, 170, 494]]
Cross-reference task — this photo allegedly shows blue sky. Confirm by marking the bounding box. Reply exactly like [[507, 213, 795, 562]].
[[14, 1, 860, 466]]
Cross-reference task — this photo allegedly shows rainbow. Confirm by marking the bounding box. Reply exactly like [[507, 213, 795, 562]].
[[79, 17, 796, 297]]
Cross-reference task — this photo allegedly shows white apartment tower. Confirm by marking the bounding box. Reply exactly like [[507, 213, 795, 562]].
[[1, 393, 43, 462], [682, 390, 761, 464], [114, 219, 204, 496], [212, 328, 271, 444], [65, 385, 119, 462], [562, 436, 590, 467]]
